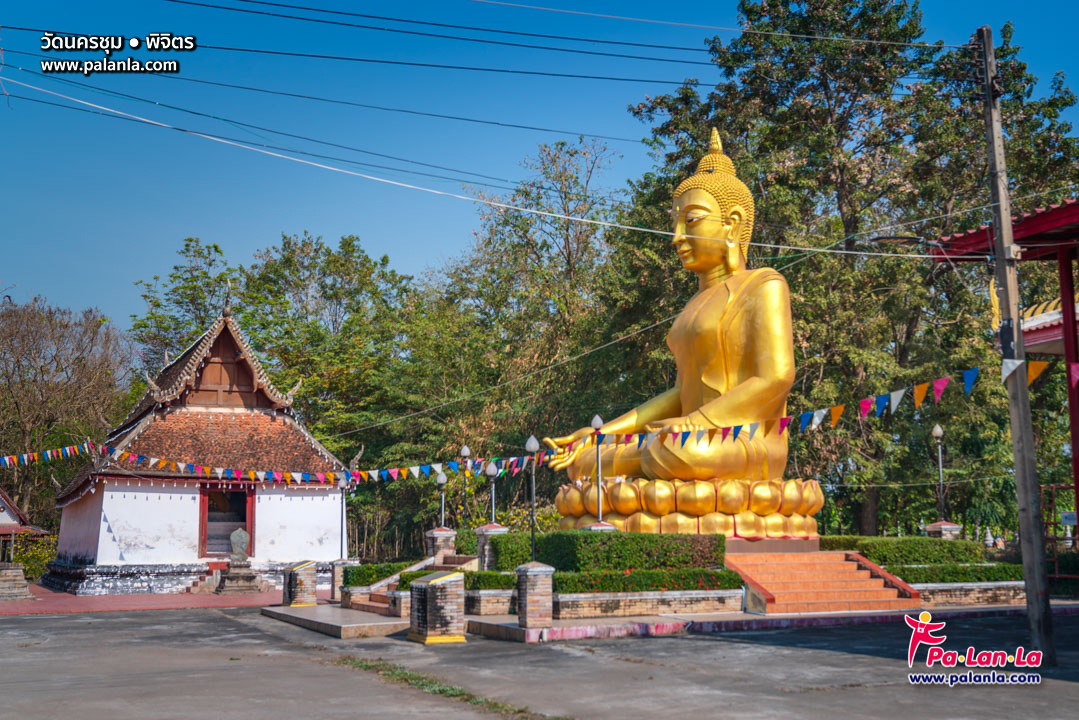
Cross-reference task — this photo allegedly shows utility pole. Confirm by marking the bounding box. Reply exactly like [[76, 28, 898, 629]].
[[976, 25, 1056, 665]]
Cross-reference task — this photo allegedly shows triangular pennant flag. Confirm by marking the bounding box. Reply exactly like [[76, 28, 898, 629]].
[[859, 398, 873, 421], [380, 469, 389, 481], [596, 433, 606, 445], [875, 394, 888, 417], [215, 468, 224, 479], [1070, 362, 1079, 389], [409, 466, 420, 478], [447, 461, 458, 473], [830, 405, 844, 428], [421, 464, 431, 476], [150, 457, 159, 468], [932, 376, 950, 403], [369, 470, 378, 481], [316, 472, 325, 483], [1002, 358, 1023, 381], [731, 425, 742, 442], [696, 429, 707, 445], [811, 409, 827, 430], [799, 411, 813, 433], [708, 428, 717, 444], [256, 471, 266, 482], [273, 471, 282, 482], [432, 463, 442, 474], [327, 472, 334, 484], [679, 431, 690, 447], [913, 382, 930, 409], [963, 367, 980, 395], [284, 472, 292, 484], [890, 388, 907, 414], [721, 426, 731, 442], [646, 432, 657, 447], [637, 434, 646, 449], [1028, 360, 1049, 386], [624, 434, 632, 445], [748, 422, 759, 441]]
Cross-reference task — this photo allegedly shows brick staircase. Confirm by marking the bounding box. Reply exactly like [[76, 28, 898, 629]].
[[726, 551, 920, 615], [430, 554, 478, 572]]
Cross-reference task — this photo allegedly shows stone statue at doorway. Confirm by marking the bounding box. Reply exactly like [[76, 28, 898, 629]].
[[229, 527, 250, 564]]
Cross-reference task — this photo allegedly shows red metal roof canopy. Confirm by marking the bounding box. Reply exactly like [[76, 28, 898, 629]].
[[931, 199, 1079, 263]]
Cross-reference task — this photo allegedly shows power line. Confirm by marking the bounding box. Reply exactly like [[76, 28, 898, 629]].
[[1, 47, 643, 144], [2, 77, 981, 262], [469, 0, 970, 49], [229, 0, 711, 53], [165, 0, 718, 67], [195, 43, 714, 86]]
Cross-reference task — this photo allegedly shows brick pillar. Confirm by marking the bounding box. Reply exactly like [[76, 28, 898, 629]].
[[282, 561, 317, 607], [516, 561, 554, 629], [331, 561, 345, 602], [425, 527, 457, 562], [474, 523, 508, 571], [407, 571, 466, 644]]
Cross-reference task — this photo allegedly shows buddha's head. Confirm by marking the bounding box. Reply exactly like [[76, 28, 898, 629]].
[[671, 128, 755, 274]]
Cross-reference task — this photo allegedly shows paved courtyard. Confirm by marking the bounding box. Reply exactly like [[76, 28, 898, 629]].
[[2, 607, 1076, 719]]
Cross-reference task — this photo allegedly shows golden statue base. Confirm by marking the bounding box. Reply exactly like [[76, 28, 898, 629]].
[[555, 478, 824, 540]]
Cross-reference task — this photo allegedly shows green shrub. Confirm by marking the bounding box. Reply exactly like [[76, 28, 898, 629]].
[[343, 561, 413, 587], [12, 534, 56, 581], [819, 536, 984, 565], [395, 570, 431, 591], [464, 571, 516, 590], [553, 568, 743, 593], [455, 528, 478, 555], [524, 531, 724, 572], [890, 563, 1024, 584], [490, 533, 533, 571]]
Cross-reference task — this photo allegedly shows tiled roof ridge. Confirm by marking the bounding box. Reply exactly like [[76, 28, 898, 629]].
[[940, 198, 1079, 243]]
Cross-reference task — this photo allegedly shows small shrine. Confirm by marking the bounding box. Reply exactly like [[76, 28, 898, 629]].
[[42, 303, 346, 595], [0, 483, 47, 562]]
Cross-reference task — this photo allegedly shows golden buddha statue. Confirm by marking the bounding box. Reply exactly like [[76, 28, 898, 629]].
[[545, 129, 823, 540]]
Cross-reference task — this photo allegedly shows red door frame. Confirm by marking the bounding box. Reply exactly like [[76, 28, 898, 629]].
[[198, 486, 255, 557]]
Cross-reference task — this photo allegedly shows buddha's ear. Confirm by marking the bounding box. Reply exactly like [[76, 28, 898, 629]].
[[726, 205, 745, 241]]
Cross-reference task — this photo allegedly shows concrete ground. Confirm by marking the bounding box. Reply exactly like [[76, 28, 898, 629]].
[[3, 607, 1077, 719]]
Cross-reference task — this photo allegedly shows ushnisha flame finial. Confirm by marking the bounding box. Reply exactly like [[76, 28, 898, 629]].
[[709, 126, 722, 154]]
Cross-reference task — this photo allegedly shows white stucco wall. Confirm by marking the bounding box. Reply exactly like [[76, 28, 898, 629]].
[[0, 501, 19, 525], [56, 488, 103, 564], [97, 481, 201, 565], [253, 486, 342, 563]]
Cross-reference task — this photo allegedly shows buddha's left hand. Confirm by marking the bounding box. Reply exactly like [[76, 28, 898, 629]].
[[644, 411, 710, 434]]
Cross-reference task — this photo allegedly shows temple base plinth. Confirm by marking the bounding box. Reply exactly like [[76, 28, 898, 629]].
[[725, 537, 820, 553]]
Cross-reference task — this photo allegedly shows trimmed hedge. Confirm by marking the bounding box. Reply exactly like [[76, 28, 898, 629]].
[[552, 568, 743, 594], [456, 528, 478, 555], [464, 571, 517, 591], [819, 536, 984, 565], [395, 570, 431, 591], [890, 563, 1024, 584], [343, 561, 413, 587], [489, 530, 725, 572]]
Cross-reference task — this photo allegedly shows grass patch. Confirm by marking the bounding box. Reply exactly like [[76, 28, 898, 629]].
[[338, 657, 570, 719]]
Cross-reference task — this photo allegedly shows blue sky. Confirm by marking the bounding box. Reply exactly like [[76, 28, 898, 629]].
[[1, 1, 1075, 329]]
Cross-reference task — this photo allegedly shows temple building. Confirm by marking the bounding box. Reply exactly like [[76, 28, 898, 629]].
[[42, 306, 346, 595], [0, 483, 47, 562]]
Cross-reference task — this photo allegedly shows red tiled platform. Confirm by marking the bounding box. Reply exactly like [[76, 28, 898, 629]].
[[0, 583, 331, 616]]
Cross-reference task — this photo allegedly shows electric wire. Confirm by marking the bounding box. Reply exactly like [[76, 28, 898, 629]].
[[469, 0, 971, 49], [165, 0, 719, 67]]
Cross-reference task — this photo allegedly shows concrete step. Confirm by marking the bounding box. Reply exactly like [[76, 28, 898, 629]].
[[769, 597, 917, 614], [730, 558, 860, 571], [770, 588, 899, 603], [441, 555, 478, 566], [727, 552, 849, 563], [352, 600, 394, 616], [744, 569, 872, 583], [764, 577, 885, 591], [369, 591, 390, 604]]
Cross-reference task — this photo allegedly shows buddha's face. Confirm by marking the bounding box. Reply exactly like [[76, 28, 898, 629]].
[[671, 188, 744, 274]]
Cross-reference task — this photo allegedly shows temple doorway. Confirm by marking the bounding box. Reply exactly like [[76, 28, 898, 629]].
[[199, 488, 253, 556]]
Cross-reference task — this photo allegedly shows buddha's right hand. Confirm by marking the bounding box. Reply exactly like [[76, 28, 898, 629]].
[[542, 427, 594, 471]]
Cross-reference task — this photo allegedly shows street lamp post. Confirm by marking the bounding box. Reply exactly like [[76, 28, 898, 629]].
[[591, 414, 604, 524], [485, 461, 498, 525], [460, 445, 471, 520], [932, 424, 945, 521], [436, 472, 448, 527], [525, 435, 541, 562]]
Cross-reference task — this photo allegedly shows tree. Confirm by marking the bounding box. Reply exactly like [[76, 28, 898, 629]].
[[0, 298, 131, 524]]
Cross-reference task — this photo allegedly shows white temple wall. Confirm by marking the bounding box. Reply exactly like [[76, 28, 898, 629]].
[[0, 502, 19, 525], [56, 489, 103, 564], [96, 482, 200, 565], [253, 486, 342, 563]]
